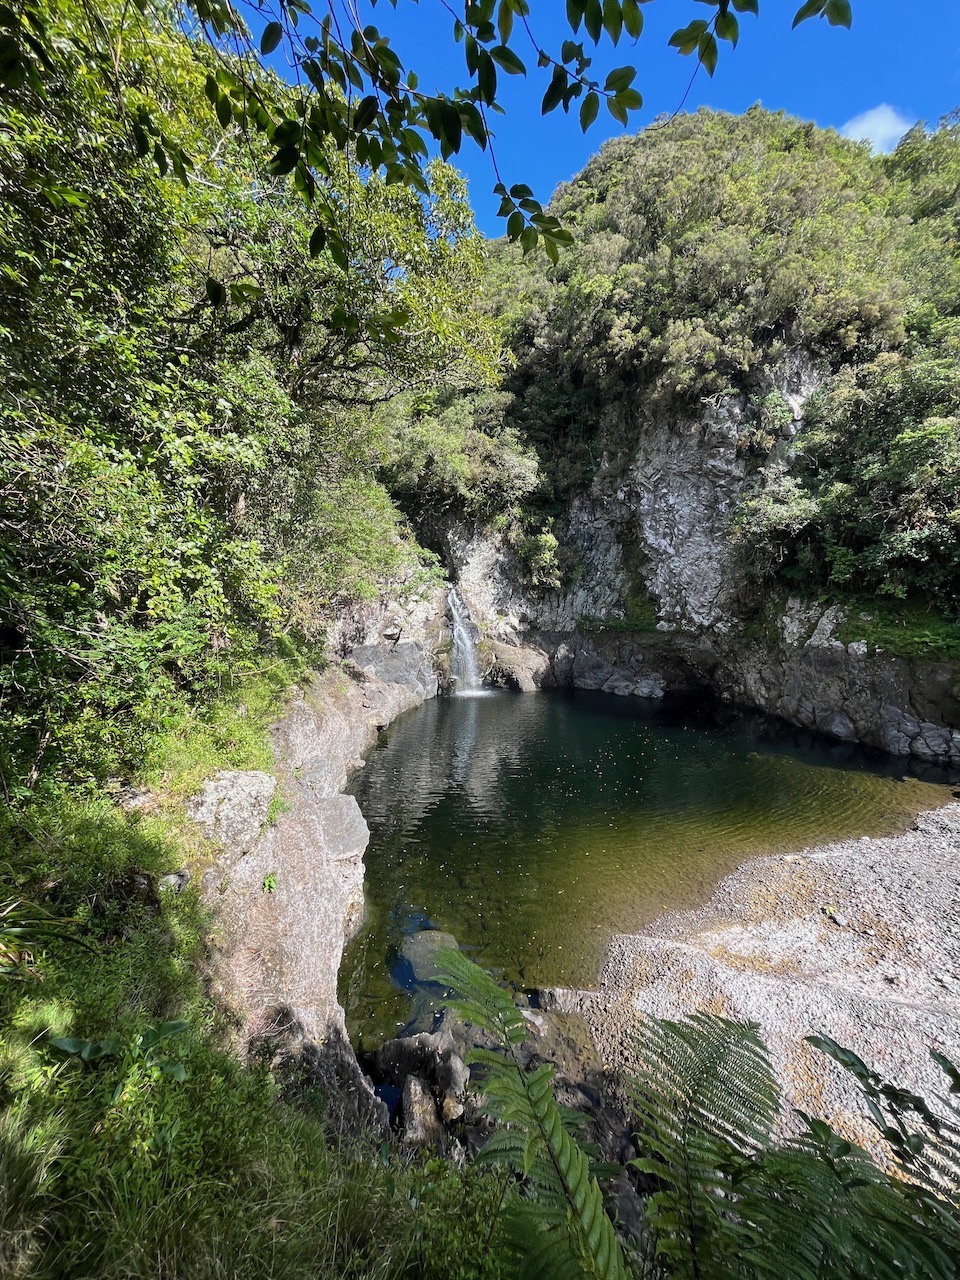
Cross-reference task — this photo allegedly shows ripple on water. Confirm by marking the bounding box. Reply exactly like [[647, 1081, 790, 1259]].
[[340, 689, 956, 1050]]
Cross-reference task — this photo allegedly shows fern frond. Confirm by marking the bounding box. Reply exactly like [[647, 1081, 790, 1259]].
[[435, 948, 527, 1047], [629, 1016, 960, 1280], [439, 949, 631, 1280], [630, 1013, 780, 1158]]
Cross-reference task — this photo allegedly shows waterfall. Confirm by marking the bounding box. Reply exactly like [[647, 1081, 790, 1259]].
[[448, 588, 483, 695]]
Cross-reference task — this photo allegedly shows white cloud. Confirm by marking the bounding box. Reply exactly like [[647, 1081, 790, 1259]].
[[840, 104, 914, 154]]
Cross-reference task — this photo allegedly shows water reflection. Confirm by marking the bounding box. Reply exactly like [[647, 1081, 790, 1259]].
[[341, 690, 957, 1049]]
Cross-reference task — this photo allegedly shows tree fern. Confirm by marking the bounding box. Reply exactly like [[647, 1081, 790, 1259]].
[[627, 1014, 781, 1279], [807, 1033, 960, 1265], [436, 949, 631, 1280], [628, 1014, 960, 1280]]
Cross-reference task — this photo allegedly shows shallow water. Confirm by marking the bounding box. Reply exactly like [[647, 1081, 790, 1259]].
[[340, 690, 956, 1050]]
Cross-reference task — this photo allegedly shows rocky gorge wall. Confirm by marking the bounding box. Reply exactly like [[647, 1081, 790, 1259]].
[[479, 609, 960, 768], [189, 585, 448, 1131], [440, 354, 960, 767]]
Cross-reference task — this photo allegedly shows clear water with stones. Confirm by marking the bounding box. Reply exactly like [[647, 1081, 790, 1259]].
[[340, 688, 956, 1052]]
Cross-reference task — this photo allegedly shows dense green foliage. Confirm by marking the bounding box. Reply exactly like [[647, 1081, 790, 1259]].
[[0, 0, 855, 265], [0, 792, 517, 1279], [478, 107, 960, 620], [631, 1015, 960, 1279], [439, 948, 630, 1280], [491, 109, 910, 405], [730, 115, 960, 613], [0, 9, 515, 1270], [3, 0, 960, 1272], [0, 0, 503, 791]]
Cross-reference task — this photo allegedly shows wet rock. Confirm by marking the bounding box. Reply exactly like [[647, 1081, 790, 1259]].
[[488, 639, 552, 691], [814, 710, 857, 742], [374, 1029, 469, 1124], [634, 674, 666, 698], [399, 930, 459, 984], [402, 1074, 444, 1146]]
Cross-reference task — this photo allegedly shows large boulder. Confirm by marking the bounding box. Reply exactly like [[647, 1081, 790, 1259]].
[[188, 770, 276, 853]]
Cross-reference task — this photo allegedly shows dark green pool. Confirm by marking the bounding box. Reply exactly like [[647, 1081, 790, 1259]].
[[340, 689, 955, 1050]]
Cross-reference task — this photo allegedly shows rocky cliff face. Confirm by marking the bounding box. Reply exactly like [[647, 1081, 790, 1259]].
[[442, 355, 960, 766], [449, 353, 821, 640], [194, 584, 448, 1131]]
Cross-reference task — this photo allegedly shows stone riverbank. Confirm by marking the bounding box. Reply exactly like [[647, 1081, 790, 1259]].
[[548, 799, 960, 1153]]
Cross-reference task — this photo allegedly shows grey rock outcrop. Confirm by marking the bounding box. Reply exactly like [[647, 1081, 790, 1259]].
[[705, 616, 960, 766], [487, 622, 960, 766], [187, 770, 276, 854], [197, 586, 448, 1129], [375, 1029, 469, 1125], [447, 353, 823, 644]]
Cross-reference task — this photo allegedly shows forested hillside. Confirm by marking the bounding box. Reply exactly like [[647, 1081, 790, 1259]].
[[0, 5, 526, 1274], [474, 107, 960, 622], [0, 0, 517, 792]]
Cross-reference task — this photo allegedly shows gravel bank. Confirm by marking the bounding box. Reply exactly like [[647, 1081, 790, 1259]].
[[549, 800, 960, 1151]]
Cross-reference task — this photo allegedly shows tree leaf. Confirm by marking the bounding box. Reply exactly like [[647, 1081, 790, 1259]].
[[602, 0, 622, 45], [260, 21, 283, 54], [824, 0, 852, 27], [579, 90, 599, 131], [622, 0, 643, 39], [584, 0, 602, 43], [352, 94, 378, 133], [603, 65, 634, 92], [490, 43, 525, 74], [793, 0, 825, 28], [669, 19, 708, 53], [607, 96, 628, 125], [699, 31, 718, 75], [497, 0, 513, 43], [716, 10, 739, 45], [477, 49, 497, 102]]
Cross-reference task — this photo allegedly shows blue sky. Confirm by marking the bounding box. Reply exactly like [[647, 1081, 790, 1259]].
[[346, 1, 960, 235]]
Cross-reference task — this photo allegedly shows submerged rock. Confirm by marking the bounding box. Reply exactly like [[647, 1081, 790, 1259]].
[[399, 929, 459, 984]]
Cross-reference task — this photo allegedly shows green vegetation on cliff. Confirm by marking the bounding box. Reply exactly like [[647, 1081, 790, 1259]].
[[479, 107, 960, 622], [0, 0, 509, 791], [0, 5, 520, 1274]]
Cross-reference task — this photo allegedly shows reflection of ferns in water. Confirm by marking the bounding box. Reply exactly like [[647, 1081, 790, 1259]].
[[439, 948, 960, 1280]]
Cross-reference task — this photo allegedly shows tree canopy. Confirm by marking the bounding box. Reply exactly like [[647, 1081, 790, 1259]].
[[0, 0, 855, 262], [0, 0, 504, 787]]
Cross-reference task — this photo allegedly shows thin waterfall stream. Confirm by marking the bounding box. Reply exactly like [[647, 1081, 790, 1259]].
[[447, 589, 486, 696]]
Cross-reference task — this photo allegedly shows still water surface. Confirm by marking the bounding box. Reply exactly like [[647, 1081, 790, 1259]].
[[341, 690, 955, 1049]]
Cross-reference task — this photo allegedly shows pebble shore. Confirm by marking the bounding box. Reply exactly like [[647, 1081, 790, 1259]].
[[551, 800, 960, 1152]]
